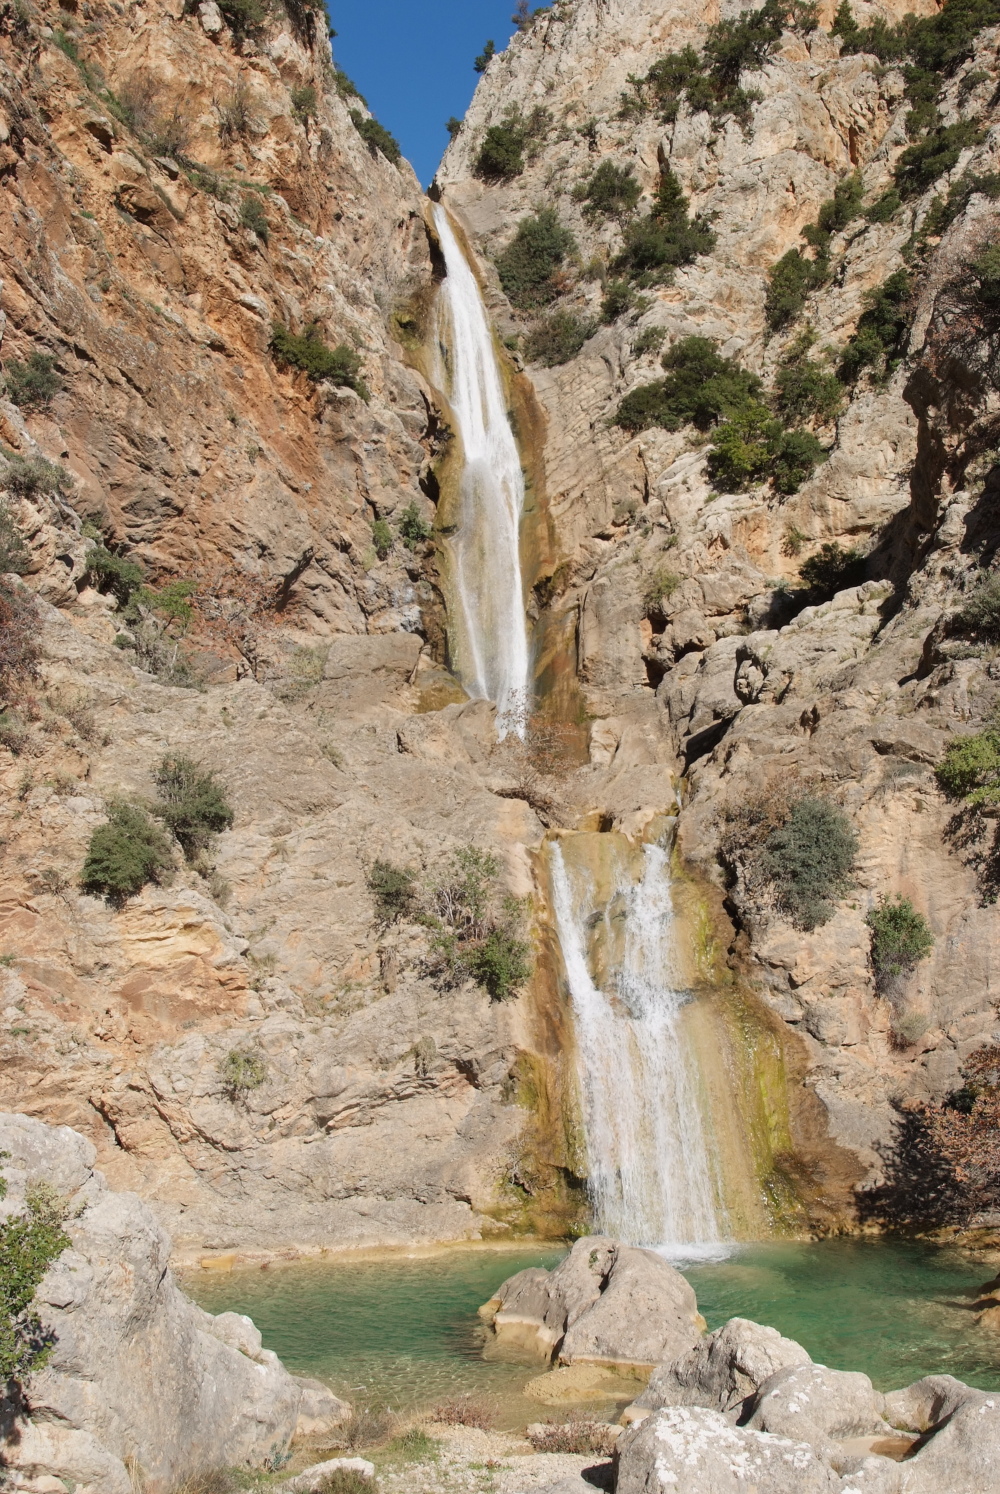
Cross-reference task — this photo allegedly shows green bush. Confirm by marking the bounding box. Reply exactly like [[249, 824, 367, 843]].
[[84, 544, 145, 607], [475, 124, 524, 181], [523, 311, 596, 366], [153, 754, 233, 861], [615, 335, 761, 433], [866, 894, 934, 989], [239, 193, 269, 243], [837, 270, 913, 384], [270, 324, 368, 398], [642, 566, 680, 616], [935, 728, 1000, 805], [0, 583, 39, 691], [81, 800, 175, 904], [371, 517, 392, 559], [613, 166, 716, 284], [495, 209, 576, 310], [920, 170, 1000, 238], [290, 83, 317, 123], [642, 45, 703, 122], [798, 541, 867, 599], [465, 926, 532, 1001], [218, 0, 267, 39], [349, 109, 401, 165], [633, 326, 666, 356], [865, 188, 902, 224], [334, 69, 365, 102], [3, 453, 68, 501], [474, 38, 495, 72], [765, 248, 825, 331], [815, 171, 864, 236], [600, 279, 637, 323], [956, 571, 1000, 641], [763, 795, 858, 930], [0, 499, 29, 575], [894, 119, 981, 199], [707, 408, 825, 495], [578, 160, 641, 219], [768, 428, 827, 495], [2, 352, 61, 412], [398, 500, 432, 548], [774, 339, 843, 424], [220, 1046, 267, 1100], [367, 859, 416, 925], [0, 1164, 70, 1388]]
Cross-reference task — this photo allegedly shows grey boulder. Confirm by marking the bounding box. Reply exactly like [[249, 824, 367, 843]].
[[626, 1315, 812, 1420], [616, 1405, 843, 1493], [744, 1363, 895, 1452]]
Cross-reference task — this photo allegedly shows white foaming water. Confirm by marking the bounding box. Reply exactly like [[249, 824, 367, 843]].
[[550, 840, 725, 1250], [433, 205, 530, 737]]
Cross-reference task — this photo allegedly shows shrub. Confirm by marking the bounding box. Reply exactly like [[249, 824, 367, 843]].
[[765, 248, 825, 331], [613, 166, 716, 284], [798, 541, 867, 599], [935, 728, 1000, 805], [367, 859, 416, 925], [0, 583, 39, 690], [837, 270, 912, 383], [81, 800, 175, 904], [633, 326, 666, 356], [865, 188, 902, 224], [84, 544, 145, 607], [706, 406, 824, 494], [866, 894, 934, 990], [527, 1421, 619, 1455], [495, 209, 576, 310], [762, 795, 858, 930], [315, 1471, 376, 1494], [956, 571, 1000, 641], [290, 83, 317, 123], [3, 453, 68, 501], [334, 69, 365, 102], [397, 501, 432, 548], [616, 335, 762, 433], [920, 170, 1000, 238], [2, 352, 61, 411], [0, 1164, 70, 1389], [768, 428, 826, 495], [464, 925, 532, 1001], [893, 119, 982, 199], [578, 160, 641, 219], [217, 0, 268, 39], [430, 1394, 497, 1429], [270, 324, 368, 397], [239, 193, 269, 243], [642, 45, 703, 121], [774, 340, 843, 424], [371, 518, 392, 559], [0, 499, 29, 574], [0, 708, 29, 754], [349, 109, 401, 165], [446, 116, 462, 140], [152, 754, 234, 860], [216, 81, 258, 142], [475, 123, 524, 181], [220, 1046, 267, 1100], [642, 566, 680, 616], [523, 311, 595, 366], [815, 170, 864, 236], [600, 279, 636, 323], [474, 38, 495, 72]]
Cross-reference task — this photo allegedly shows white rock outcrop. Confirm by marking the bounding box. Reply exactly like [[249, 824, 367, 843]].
[[0, 1113, 346, 1494]]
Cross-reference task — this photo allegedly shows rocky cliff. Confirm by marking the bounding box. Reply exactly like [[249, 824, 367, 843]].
[[437, 0, 1000, 1225], [3, 0, 1000, 1260]]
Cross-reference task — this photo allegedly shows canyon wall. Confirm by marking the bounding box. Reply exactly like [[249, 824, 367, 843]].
[[2, 0, 999, 1257]]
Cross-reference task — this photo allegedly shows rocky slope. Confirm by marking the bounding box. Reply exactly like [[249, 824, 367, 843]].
[[438, 0, 1000, 1220]]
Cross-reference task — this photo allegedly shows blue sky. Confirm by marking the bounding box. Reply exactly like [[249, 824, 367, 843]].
[[327, 2, 523, 187]]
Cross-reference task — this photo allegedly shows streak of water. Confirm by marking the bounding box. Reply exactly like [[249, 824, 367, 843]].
[[550, 839, 725, 1249], [432, 205, 530, 737]]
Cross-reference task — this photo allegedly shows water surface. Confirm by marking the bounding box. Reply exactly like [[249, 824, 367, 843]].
[[185, 1237, 1000, 1425]]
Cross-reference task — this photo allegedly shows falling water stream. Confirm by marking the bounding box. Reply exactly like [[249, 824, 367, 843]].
[[550, 838, 725, 1252], [432, 205, 530, 735]]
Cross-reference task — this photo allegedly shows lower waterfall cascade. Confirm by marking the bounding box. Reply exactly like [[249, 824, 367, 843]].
[[432, 204, 531, 737], [549, 835, 726, 1252]]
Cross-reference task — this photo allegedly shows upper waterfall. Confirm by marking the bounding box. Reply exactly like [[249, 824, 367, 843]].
[[550, 836, 725, 1253], [432, 205, 530, 737]]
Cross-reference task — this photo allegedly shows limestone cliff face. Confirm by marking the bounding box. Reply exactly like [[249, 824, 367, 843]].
[[438, 0, 1000, 1206]]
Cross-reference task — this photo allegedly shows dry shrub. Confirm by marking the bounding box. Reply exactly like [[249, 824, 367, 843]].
[[188, 564, 276, 680], [526, 1421, 619, 1455], [0, 580, 40, 691], [489, 710, 580, 825], [718, 777, 795, 918], [429, 1393, 497, 1430], [216, 80, 258, 143], [337, 1404, 397, 1451]]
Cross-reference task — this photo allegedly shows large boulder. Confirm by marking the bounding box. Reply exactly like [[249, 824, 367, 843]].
[[480, 1235, 704, 1371], [0, 1113, 345, 1494], [625, 1316, 812, 1421], [743, 1363, 895, 1452], [615, 1405, 843, 1494]]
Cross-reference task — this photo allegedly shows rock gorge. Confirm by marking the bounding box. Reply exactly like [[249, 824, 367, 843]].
[[1, 0, 999, 1268]]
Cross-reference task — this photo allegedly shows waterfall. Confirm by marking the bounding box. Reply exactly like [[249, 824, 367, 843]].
[[432, 205, 530, 737], [550, 838, 725, 1252]]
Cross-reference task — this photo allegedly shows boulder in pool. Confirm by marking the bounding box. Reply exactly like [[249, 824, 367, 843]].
[[479, 1235, 704, 1372]]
